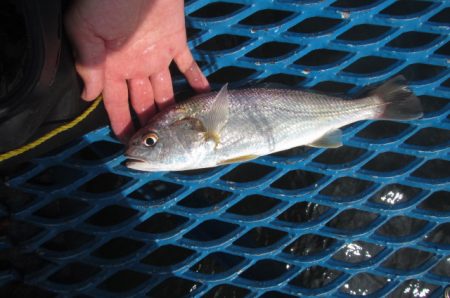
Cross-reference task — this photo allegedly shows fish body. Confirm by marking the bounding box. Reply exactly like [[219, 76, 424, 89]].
[[126, 76, 422, 171]]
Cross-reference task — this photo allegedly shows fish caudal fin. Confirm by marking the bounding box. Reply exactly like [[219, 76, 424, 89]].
[[371, 75, 423, 121]]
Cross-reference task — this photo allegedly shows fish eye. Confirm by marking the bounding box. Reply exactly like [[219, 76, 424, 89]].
[[142, 132, 158, 147]]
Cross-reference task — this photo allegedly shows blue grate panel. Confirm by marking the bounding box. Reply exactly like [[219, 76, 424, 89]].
[[1, 0, 449, 297]]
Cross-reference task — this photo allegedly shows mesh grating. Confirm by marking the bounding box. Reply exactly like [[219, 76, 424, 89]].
[[1, 0, 449, 297]]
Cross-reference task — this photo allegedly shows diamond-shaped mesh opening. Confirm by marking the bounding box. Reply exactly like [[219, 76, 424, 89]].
[[430, 256, 450, 278], [423, 223, 450, 246], [203, 284, 250, 298], [326, 209, 379, 232], [399, 63, 447, 82], [70, 141, 122, 163], [245, 42, 299, 60], [320, 177, 373, 200], [332, 241, 384, 264], [197, 34, 250, 52], [0, 187, 36, 213], [369, 184, 422, 208], [277, 202, 331, 224], [48, 262, 100, 285], [0, 282, 56, 297], [259, 73, 306, 86], [435, 41, 450, 57], [146, 277, 200, 297], [2, 251, 50, 276], [313, 146, 367, 166], [190, 252, 244, 275], [343, 56, 398, 75], [25, 166, 84, 189], [356, 121, 410, 140], [418, 191, 450, 213], [362, 152, 415, 173], [189, 2, 245, 18], [208, 66, 256, 84], [221, 163, 274, 183], [376, 216, 428, 239], [6, 220, 43, 244], [387, 279, 439, 298], [339, 273, 388, 296], [85, 205, 138, 227], [271, 170, 324, 190], [32, 197, 89, 221], [134, 212, 188, 234], [311, 81, 355, 95], [387, 31, 441, 50], [337, 24, 391, 42], [129, 180, 183, 203], [283, 234, 336, 257], [92, 237, 145, 260], [429, 7, 450, 24], [240, 259, 291, 281], [184, 220, 239, 242], [234, 227, 287, 249], [227, 195, 281, 216], [380, 1, 434, 17], [187, 28, 205, 41], [239, 9, 294, 26], [412, 159, 450, 181], [420, 95, 448, 115], [177, 188, 231, 209], [405, 127, 449, 147], [294, 49, 350, 68], [288, 17, 343, 34], [442, 78, 450, 88], [42, 230, 95, 252], [141, 244, 195, 267], [381, 247, 433, 271], [78, 173, 132, 194], [98, 270, 151, 293], [331, 0, 380, 9], [289, 266, 343, 289]]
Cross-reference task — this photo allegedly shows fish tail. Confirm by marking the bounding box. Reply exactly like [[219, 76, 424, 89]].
[[370, 75, 423, 120]]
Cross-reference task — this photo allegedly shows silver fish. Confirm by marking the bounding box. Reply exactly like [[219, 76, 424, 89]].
[[126, 76, 422, 172]]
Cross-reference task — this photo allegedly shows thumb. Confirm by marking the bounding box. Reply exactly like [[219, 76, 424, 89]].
[[64, 12, 105, 101]]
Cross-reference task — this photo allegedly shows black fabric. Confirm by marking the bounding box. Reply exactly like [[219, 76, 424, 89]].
[[0, 0, 109, 168]]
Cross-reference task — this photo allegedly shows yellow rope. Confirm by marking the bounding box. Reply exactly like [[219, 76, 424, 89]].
[[0, 95, 103, 163]]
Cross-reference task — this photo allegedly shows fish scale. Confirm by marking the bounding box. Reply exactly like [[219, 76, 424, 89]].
[[213, 89, 374, 159]]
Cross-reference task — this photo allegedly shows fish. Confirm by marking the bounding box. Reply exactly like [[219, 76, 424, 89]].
[[125, 76, 422, 172]]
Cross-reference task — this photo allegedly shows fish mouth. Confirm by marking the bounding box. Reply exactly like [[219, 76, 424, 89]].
[[125, 155, 155, 171]]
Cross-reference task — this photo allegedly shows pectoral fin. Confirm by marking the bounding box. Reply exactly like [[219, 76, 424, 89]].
[[218, 154, 259, 165], [309, 129, 343, 148]]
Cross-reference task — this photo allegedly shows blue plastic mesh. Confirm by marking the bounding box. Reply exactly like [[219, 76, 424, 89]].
[[1, 0, 449, 297]]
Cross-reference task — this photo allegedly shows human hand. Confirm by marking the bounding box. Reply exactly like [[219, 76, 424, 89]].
[[65, 0, 210, 142]]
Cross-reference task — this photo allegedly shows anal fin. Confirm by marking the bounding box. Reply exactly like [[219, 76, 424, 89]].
[[218, 154, 259, 165], [309, 129, 343, 148]]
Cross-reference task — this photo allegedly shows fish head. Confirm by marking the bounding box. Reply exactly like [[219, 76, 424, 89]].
[[125, 115, 215, 172]]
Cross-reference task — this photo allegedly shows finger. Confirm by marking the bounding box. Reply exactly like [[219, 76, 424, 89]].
[[64, 13, 105, 101], [128, 78, 156, 126], [174, 46, 210, 92], [103, 78, 134, 143], [150, 70, 175, 111]]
